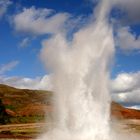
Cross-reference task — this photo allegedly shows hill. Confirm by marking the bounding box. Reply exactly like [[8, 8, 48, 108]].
[[111, 102, 140, 119], [0, 84, 140, 124], [0, 84, 52, 123]]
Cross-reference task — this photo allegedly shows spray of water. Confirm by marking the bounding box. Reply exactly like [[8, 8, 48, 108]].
[[39, 0, 140, 140]]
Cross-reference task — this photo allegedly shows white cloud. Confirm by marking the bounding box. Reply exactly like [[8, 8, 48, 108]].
[[0, 61, 19, 75], [126, 105, 140, 110], [13, 6, 70, 35], [0, 0, 12, 18], [112, 0, 140, 24], [111, 72, 140, 104], [112, 90, 140, 105], [111, 72, 140, 93], [110, 0, 140, 51], [0, 75, 52, 91], [116, 27, 140, 51]]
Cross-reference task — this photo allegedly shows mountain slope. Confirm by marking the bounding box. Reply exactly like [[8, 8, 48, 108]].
[[0, 84, 52, 122], [0, 84, 140, 123], [111, 102, 140, 119]]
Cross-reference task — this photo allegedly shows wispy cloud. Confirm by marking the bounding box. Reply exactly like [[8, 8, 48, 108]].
[[19, 37, 30, 48], [0, 61, 19, 75], [0, 0, 12, 18]]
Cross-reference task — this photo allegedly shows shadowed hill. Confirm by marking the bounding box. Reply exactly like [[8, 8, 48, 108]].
[[0, 84, 140, 124]]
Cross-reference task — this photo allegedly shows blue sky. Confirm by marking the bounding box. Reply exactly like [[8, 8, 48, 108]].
[[1, 0, 140, 108], [0, 0, 94, 78], [0, 0, 139, 78]]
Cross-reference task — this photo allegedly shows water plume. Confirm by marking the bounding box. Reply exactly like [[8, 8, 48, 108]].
[[39, 0, 139, 140]]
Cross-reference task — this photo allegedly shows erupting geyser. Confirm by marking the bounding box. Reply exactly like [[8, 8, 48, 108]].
[[39, 0, 139, 140]]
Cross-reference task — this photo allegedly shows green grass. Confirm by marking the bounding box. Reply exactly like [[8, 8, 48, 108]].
[[0, 127, 43, 138], [5, 104, 16, 111], [10, 116, 45, 124]]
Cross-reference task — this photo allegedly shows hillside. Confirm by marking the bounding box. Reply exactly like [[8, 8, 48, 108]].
[[0, 84, 140, 124], [0, 84, 52, 123], [111, 102, 140, 119]]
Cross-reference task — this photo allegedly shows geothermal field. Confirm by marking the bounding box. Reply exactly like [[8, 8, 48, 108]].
[[0, 0, 140, 140]]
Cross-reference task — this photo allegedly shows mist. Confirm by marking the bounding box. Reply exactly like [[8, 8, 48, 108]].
[[38, 0, 140, 140]]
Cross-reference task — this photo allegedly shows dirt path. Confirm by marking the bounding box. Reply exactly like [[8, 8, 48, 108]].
[[0, 120, 140, 139], [0, 123, 47, 139], [0, 123, 46, 131]]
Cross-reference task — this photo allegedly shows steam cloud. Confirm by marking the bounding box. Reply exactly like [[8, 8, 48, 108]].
[[38, 0, 140, 140]]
